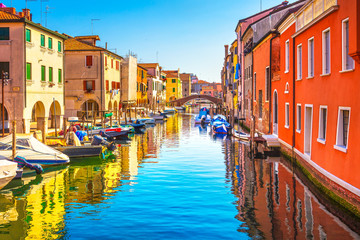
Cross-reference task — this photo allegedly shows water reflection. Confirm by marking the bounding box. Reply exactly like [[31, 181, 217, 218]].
[[224, 140, 360, 239], [0, 112, 358, 239]]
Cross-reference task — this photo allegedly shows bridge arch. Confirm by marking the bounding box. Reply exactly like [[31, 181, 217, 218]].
[[170, 94, 222, 106]]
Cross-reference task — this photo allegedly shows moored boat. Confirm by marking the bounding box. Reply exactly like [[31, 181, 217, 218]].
[[0, 135, 70, 166], [195, 107, 211, 124], [210, 115, 232, 135], [0, 159, 17, 190]]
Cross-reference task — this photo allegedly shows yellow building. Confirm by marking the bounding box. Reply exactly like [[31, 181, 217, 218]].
[[136, 65, 148, 106], [163, 70, 182, 102], [0, 8, 67, 134]]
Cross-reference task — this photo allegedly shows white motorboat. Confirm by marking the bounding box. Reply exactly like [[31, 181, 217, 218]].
[[0, 159, 17, 190], [0, 135, 70, 167]]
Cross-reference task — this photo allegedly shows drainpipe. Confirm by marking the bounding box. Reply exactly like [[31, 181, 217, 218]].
[[100, 51, 103, 112], [292, 37, 296, 148], [269, 31, 279, 134]]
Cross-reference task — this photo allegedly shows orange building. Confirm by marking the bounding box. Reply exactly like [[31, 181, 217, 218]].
[[271, 0, 360, 210], [136, 65, 148, 106]]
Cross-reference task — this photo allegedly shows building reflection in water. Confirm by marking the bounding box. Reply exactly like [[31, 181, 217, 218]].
[[223, 139, 360, 239], [0, 126, 163, 239]]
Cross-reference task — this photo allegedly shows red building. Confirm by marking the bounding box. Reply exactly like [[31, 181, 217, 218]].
[[271, 0, 360, 210]]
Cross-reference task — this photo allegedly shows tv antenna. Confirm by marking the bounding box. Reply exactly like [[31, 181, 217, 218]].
[[109, 48, 117, 54], [91, 19, 100, 35], [40, 0, 49, 25], [44, 5, 54, 27]]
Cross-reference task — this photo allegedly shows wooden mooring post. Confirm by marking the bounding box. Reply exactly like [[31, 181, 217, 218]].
[[12, 120, 16, 161]]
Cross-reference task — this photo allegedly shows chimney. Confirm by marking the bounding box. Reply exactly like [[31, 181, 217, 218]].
[[2, 7, 16, 15], [105, 42, 108, 49], [74, 35, 100, 46], [22, 8, 31, 20], [224, 45, 229, 57]]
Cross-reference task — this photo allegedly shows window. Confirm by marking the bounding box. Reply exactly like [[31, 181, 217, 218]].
[[116, 61, 120, 70], [58, 69, 62, 83], [26, 29, 31, 42], [335, 107, 350, 152], [49, 67, 53, 82], [41, 65, 46, 81], [173, 88, 175, 92], [111, 59, 114, 68], [48, 37, 52, 49], [0, 62, 10, 78], [0, 27, 9, 40], [253, 72, 256, 101], [84, 80, 95, 91], [40, 34, 45, 47], [342, 19, 354, 71], [285, 103, 290, 128], [322, 29, 330, 75], [297, 104, 301, 132], [106, 80, 109, 91], [265, 67, 270, 101], [285, 40, 290, 72], [318, 106, 327, 143], [112, 81, 116, 89], [86, 56, 93, 67], [172, 79, 176, 83], [297, 44, 302, 79], [58, 41, 62, 52], [26, 63, 31, 80], [105, 56, 107, 66], [259, 90, 263, 119], [308, 38, 314, 77]]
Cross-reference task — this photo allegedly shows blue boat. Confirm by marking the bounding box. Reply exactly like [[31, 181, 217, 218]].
[[195, 107, 211, 124], [210, 115, 232, 135]]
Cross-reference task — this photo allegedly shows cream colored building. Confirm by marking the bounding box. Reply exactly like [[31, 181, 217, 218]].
[[64, 35, 122, 118], [120, 55, 137, 104], [0, 7, 66, 134]]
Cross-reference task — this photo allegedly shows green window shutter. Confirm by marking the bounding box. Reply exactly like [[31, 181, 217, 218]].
[[58, 41, 61, 52], [40, 35, 45, 47], [41, 66, 46, 81], [172, 79, 176, 83], [48, 37, 52, 49], [173, 88, 175, 92], [26, 29, 31, 42], [49, 67, 53, 82], [58, 69, 62, 83], [26, 63, 31, 80]]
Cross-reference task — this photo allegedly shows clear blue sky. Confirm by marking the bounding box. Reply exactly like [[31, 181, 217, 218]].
[[3, 0, 294, 82]]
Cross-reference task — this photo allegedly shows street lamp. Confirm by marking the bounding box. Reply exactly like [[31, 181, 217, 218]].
[[1, 70, 10, 137]]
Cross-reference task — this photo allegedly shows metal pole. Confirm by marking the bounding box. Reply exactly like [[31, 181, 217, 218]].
[[2, 71, 4, 137]]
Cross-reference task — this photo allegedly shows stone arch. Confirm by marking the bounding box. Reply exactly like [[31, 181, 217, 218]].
[[81, 100, 99, 118], [48, 100, 62, 129], [31, 101, 46, 131], [0, 103, 9, 131]]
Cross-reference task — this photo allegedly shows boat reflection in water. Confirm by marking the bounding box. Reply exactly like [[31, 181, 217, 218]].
[[0, 113, 358, 239], [223, 140, 360, 239]]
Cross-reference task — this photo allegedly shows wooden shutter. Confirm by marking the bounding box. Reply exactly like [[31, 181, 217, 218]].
[[86, 56, 93, 67], [117, 82, 120, 89], [92, 80, 95, 90], [112, 81, 115, 89], [106, 80, 109, 91], [105, 57, 107, 66], [83, 81, 87, 90]]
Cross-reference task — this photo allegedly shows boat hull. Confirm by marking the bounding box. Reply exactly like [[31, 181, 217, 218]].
[[55, 146, 103, 158], [0, 160, 17, 190]]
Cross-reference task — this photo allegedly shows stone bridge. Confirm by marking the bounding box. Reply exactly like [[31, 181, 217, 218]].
[[170, 94, 222, 106]]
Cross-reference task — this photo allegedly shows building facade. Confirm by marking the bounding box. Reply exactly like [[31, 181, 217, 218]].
[[164, 70, 182, 102], [64, 35, 122, 118], [0, 7, 66, 134], [136, 65, 148, 106], [180, 73, 191, 97]]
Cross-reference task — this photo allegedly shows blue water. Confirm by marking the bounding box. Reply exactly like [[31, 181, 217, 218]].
[[0, 113, 359, 239]]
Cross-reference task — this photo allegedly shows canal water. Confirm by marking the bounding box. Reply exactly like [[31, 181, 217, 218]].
[[0, 112, 359, 239]]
